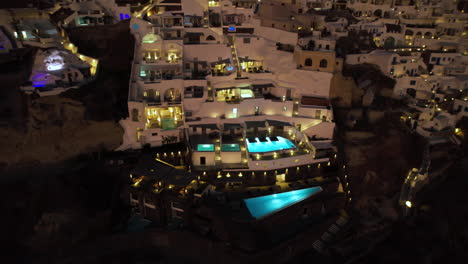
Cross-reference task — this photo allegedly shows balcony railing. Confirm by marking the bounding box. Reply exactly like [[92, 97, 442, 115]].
[[164, 96, 182, 104]]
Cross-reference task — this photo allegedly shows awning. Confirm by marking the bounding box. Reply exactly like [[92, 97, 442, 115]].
[[300, 96, 330, 107], [267, 119, 293, 127], [189, 123, 219, 129], [239, 57, 260, 63], [185, 32, 205, 36], [186, 60, 208, 67], [252, 83, 273, 89], [224, 123, 242, 130], [245, 120, 266, 128]]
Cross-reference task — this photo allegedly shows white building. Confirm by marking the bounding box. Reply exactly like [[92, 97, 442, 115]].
[[119, 1, 337, 172]]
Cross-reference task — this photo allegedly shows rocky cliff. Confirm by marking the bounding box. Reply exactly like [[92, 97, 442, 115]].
[[0, 21, 133, 167]]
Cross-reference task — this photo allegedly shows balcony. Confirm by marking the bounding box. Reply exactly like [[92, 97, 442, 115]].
[[164, 96, 182, 105]]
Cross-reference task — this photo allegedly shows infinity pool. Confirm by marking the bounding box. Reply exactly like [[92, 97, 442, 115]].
[[246, 136, 295, 153], [244, 187, 323, 219]]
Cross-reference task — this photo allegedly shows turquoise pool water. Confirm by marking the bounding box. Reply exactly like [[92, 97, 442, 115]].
[[244, 187, 323, 219], [246, 136, 295, 153], [197, 144, 214, 151], [221, 143, 240, 151]]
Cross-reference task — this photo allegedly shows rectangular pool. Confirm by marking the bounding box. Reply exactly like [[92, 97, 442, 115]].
[[161, 118, 177, 130], [221, 143, 240, 152], [246, 136, 295, 153], [244, 187, 323, 219], [197, 144, 214, 152]]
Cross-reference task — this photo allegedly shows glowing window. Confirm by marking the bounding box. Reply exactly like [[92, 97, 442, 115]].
[[233, 108, 238, 118]]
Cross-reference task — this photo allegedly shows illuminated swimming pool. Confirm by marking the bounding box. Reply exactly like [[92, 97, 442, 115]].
[[161, 118, 177, 130], [197, 144, 214, 152], [221, 143, 240, 151], [246, 136, 295, 153], [244, 187, 323, 219], [240, 89, 254, 98]]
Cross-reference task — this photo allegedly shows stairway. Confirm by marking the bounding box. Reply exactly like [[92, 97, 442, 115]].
[[227, 35, 242, 78]]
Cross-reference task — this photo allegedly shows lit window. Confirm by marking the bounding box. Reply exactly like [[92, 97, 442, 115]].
[[233, 107, 238, 118], [283, 106, 287, 112]]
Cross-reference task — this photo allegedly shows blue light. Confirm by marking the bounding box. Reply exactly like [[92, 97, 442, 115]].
[[119, 13, 124, 21], [228, 26, 236, 32], [244, 187, 322, 219], [226, 66, 234, 71], [246, 136, 296, 153], [124, 14, 131, 19], [33, 84, 45, 88], [132, 23, 140, 30]]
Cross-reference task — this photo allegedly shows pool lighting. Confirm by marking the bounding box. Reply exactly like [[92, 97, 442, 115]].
[[244, 187, 323, 219], [405, 201, 412, 208]]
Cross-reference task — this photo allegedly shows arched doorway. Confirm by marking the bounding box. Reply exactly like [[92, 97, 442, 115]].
[[374, 9, 382, 17], [384, 37, 396, 49]]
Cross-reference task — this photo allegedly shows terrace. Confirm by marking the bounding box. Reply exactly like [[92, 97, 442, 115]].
[[189, 124, 249, 170], [211, 59, 235, 76], [244, 120, 313, 162], [215, 87, 262, 103], [139, 67, 183, 82], [141, 50, 182, 64], [238, 57, 268, 73], [214, 83, 276, 103], [145, 106, 183, 130]]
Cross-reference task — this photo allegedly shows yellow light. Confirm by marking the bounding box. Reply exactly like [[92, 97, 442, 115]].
[[405, 201, 412, 208], [238, 172, 243, 177]]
